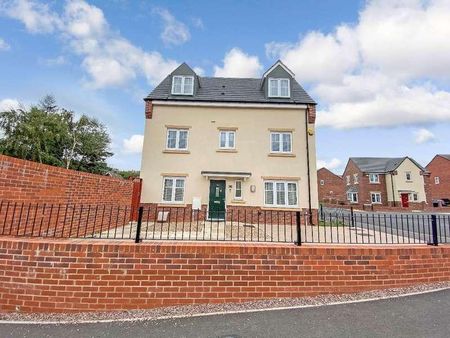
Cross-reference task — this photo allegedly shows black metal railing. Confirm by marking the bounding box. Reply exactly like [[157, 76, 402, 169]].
[[0, 201, 449, 245], [317, 206, 450, 245]]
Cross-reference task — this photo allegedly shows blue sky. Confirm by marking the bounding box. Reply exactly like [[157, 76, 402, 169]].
[[1, 0, 449, 173]]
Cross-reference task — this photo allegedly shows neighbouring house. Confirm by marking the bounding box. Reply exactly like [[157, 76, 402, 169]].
[[140, 61, 319, 222], [342, 157, 428, 208], [317, 167, 345, 204], [426, 154, 450, 204]]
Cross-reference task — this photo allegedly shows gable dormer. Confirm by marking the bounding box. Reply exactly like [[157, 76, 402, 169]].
[[262, 60, 295, 99], [170, 63, 198, 96]]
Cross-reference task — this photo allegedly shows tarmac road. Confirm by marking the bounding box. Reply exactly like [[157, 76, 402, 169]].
[[1, 289, 449, 338]]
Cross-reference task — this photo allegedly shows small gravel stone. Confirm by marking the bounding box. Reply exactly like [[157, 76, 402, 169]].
[[1, 281, 449, 324]]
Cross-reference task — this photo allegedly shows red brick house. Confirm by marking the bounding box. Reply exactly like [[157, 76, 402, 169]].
[[426, 154, 450, 203], [342, 157, 428, 208], [317, 167, 344, 204]]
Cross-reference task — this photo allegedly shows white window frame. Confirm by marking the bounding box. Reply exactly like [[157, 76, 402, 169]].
[[405, 171, 412, 181], [234, 180, 243, 200], [347, 192, 358, 203], [346, 175, 350, 185], [353, 173, 359, 184], [161, 177, 186, 204], [264, 180, 298, 208], [409, 193, 419, 201], [219, 130, 236, 149], [435, 176, 440, 185], [171, 75, 194, 95], [320, 179, 325, 186], [370, 192, 382, 204], [369, 173, 380, 184], [268, 78, 290, 98], [166, 128, 189, 150], [270, 132, 292, 153]]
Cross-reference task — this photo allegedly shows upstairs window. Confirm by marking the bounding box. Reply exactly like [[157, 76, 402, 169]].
[[435, 176, 440, 184], [270, 132, 292, 153], [346, 175, 350, 185], [268, 78, 290, 98], [166, 129, 188, 150], [219, 130, 235, 149], [369, 174, 380, 183], [353, 174, 359, 184], [171, 76, 194, 95], [405, 171, 412, 181]]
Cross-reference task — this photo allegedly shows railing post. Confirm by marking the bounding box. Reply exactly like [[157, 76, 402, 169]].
[[350, 207, 355, 228], [320, 204, 324, 221], [135, 206, 144, 243], [428, 215, 439, 246], [294, 211, 302, 246]]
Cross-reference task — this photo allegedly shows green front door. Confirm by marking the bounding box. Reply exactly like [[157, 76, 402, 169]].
[[208, 180, 226, 220]]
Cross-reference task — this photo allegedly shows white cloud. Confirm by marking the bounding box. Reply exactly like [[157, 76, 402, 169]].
[[0, 98, 20, 111], [0, 0, 62, 33], [214, 48, 262, 78], [317, 158, 342, 170], [414, 128, 436, 144], [0, 37, 10, 51], [193, 66, 205, 76], [123, 134, 144, 154], [154, 8, 190, 46], [40, 55, 67, 66], [1, 0, 180, 88], [267, 0, 450, 129]]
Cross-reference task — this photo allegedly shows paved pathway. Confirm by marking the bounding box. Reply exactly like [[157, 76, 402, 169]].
[[2, 289, 449, 337]]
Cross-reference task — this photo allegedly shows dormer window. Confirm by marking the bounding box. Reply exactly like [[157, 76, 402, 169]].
[[171, 76, 194, 95], [268, 78, 290, 98]]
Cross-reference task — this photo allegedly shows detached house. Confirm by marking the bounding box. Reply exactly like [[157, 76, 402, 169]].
[[140, 61, 318, 222], [426, 155, 450, 203], [343, 157, 428, 208], [317, 167, 345, 204]]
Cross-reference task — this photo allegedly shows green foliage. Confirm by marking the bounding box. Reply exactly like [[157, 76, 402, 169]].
[[115, 170, 140, 179], [0, 95, 113, 174]]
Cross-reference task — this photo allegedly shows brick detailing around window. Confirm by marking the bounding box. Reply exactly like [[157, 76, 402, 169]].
[[145, 100, 153, 119], [0, 238, 449, 313]]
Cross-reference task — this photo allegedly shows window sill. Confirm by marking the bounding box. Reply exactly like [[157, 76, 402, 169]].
[[216, 149, 237, 153], [261, 206, 300, 211], [158, 203, 187, 208], [230, 200, 245, 204], [268, 153, 296, 158], [163, 150, 190, 154], [369, 182, 380, 184]]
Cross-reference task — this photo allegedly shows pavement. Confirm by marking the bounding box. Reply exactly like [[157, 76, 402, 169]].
[[1, 288, 449, 338]]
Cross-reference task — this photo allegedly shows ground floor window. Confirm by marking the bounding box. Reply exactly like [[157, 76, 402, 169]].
[[347, 192, 358, 203], [371, 192, 381, 204], [264, 181, 297, 207], [162, 177, 185, 203], [409, 193, 418, 201], [234, 180, 242, 199]]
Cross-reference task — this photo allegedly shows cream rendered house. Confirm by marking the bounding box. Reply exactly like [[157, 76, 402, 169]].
[[140, 61, 318, 222]]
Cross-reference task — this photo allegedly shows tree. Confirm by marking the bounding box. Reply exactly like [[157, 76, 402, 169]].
[[0, 95, 113, 174]]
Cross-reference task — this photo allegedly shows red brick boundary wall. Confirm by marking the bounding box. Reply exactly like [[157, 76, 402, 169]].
[[0, 154, 134, 205], [0, 237, 449, 313]]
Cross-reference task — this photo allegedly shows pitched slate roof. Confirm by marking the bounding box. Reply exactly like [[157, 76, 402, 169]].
[[146, 61, 316, 105], [439, 154, 450, 161], [350, 157, 426, 173]]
